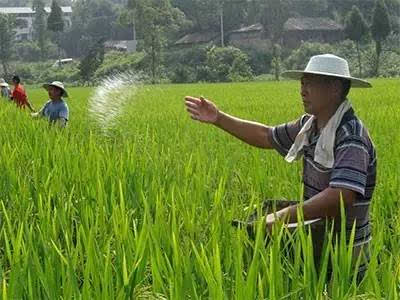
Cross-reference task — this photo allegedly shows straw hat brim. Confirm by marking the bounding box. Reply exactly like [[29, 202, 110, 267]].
[[43, 83, 68, 97], [281, 70, 372, 88]]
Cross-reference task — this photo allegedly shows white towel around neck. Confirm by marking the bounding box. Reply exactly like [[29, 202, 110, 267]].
[[285, 100, 351, 168]]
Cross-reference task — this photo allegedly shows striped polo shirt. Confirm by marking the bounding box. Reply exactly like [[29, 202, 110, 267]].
[[271, 108, 377, 272]]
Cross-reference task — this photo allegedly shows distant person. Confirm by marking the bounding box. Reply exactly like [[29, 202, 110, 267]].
[[0, 79, 11, 99], [184, 54, 376, 282], [31, 81, 69, 128], [10, 75, 35, 111]]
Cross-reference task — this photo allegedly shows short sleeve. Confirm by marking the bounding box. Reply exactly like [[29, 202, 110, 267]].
[[329, 135, 370, 196], [270, 115, 310, 156], [58, 104, 69, 120]]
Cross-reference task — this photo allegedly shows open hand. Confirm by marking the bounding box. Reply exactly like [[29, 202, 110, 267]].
[[184, 96, 219, 124]]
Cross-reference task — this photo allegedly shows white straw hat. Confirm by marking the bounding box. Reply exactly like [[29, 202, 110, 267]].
[[0, 78, 8, 87], [282, 54, 371, 88], [43, 81, 68, 97]]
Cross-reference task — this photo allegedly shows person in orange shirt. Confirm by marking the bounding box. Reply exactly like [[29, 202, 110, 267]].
[[10, 75, 35, 111]]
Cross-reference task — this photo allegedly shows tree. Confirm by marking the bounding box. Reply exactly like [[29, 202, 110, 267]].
[[0, 13, 15, 76], [172, 0, 247, 35], [47, 0, 64, 33], [344, 6, 369, 77], [214, 0, 249, 46], [61, 0, 119, 57], [326, 0, 377, 20], [78, 39, 105, 85], [32, 0, 48, 60], [291, 0, 328, 17], [247, 0, 261, 24], [127, 0, 186, 82], [260, 0, 291, 80], [371, 0, 391, 76], [47, 0, 64, 59], [172, 0, 220, 32]]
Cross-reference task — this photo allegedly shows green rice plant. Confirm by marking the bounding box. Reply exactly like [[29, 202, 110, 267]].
[[0, 79, 398, 298]]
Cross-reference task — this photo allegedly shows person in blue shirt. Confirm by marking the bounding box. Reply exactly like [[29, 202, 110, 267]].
[[0, 79, 11, 99], [32, 81, 69, 127]]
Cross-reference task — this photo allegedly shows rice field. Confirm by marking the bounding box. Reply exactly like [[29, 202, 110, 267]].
[[0, 79, 399, 299]]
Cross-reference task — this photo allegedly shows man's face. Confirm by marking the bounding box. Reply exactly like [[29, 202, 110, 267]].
[[300, 74, 335, 116], [48, 86, 62, 100]]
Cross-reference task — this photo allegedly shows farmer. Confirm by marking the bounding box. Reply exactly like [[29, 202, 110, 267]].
[[184, 54, 376, 282], [10, 75, 35, 111], [31, 81, 69, 128], [0, 79, 11, 99]]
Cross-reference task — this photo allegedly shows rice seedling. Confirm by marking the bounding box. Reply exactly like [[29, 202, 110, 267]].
[[0, 79, 398, 298]]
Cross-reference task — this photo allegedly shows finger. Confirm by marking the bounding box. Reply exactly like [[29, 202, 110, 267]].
[[185, 96, 201, 104], [190, 114, 201, 121], [186, 105, 199, 113], [185, 101, 199, 110], [186, 107, 199, 116]]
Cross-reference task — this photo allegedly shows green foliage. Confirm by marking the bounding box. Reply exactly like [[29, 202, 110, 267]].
[[39, 63, 81, 83], [291, 0, 329, 17], [231, 41, 273, 76], [14, 40, 59, 63], [345, 6, 370, 77], [165, 46, 208, 83], [32, 0, 49, 60], [284, 39, 400, 79], [219, 0, 249, 33], [63, 0, 120, 57], [345, 6, 369, 43], [131, 0, 187, 82], [94, 51, 146, 79], [205, 46, 253, 82], [47, 0, 64, 33], [371, 0, 392, 76], [13, 64, 34, 81], [284, 42, 334, 70], [79, 40, 105, 84], [260, 0, 290, 42], [0, 80, 398, 297], [172, 0, 220, 32], [15, 42, 42, 62], [371, 0, 391, 43], [259, 0, 290, 80], [0, 13, 15, 75]]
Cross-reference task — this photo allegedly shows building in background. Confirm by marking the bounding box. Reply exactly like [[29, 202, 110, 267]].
[[176, 17, 344, 49], [0, 6, 72, 41]]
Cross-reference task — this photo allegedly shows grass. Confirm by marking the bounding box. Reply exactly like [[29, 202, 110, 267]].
[[0, 79, 398, 299]]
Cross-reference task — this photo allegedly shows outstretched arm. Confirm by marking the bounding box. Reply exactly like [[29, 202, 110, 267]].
[[185, 96, 275, 149], [31, 104, 45, 118], [26, 98, 35, 112]]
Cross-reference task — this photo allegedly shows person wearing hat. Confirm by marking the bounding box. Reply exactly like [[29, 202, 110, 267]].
[[31, 81, 69, 127], [10, 75, 35, 111], [0, 79, 11, 99], [184, 54, 376, 282]]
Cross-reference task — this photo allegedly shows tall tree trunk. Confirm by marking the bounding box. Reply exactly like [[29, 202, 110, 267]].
[[57, 32, 62, 68], [356, 42, 362, 78], [272, 44, 280, 81], [220, 5, 224, 47], [151, 36, 156, 84], [375, 40, 381, 77]]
